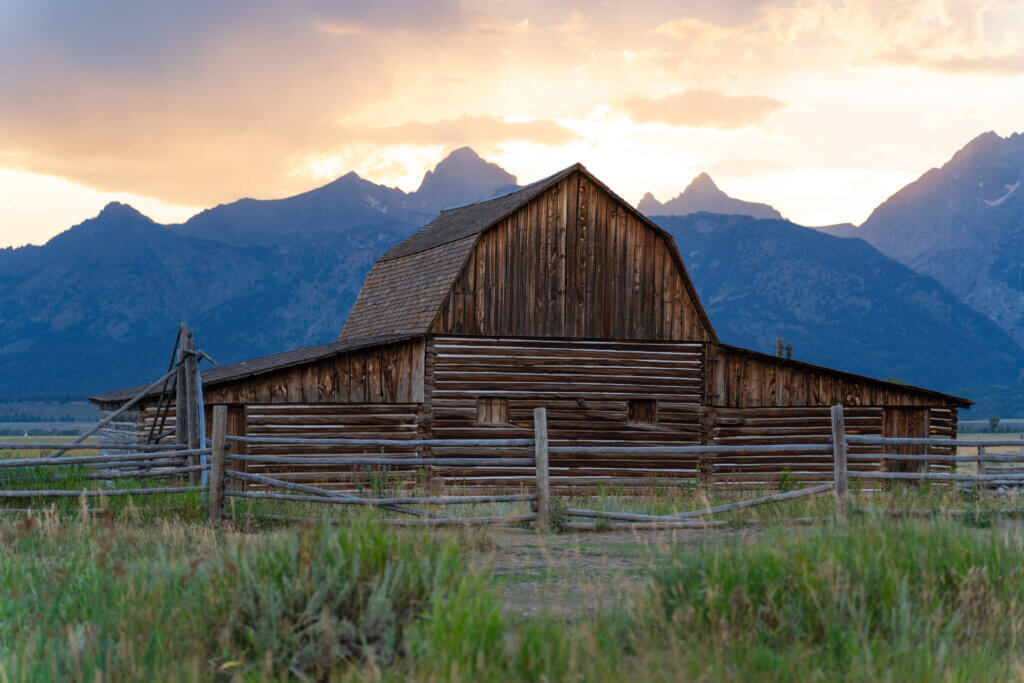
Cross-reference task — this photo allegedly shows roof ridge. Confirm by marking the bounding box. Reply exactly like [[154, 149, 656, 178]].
[[436, 162, 582, 213], [378, 163, 582, 262]]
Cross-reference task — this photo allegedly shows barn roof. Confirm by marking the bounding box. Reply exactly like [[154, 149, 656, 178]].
[[89, 334, 416, 404], [719, 343, 973, 407], [339, 163, 718, 341]]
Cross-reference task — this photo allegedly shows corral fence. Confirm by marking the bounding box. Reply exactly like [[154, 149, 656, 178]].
[[0, 441, 210, 514], [4, 403, 1024, 530]]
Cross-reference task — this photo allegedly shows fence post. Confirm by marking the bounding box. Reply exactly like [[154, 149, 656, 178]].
[[830, 404, 848, 522], [977, 445, 986, 494], [208, 405, 227, 522], [533, 407, 551, 532]]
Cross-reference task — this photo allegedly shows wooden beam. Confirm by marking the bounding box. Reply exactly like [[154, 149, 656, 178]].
[[831, 405, 848, 522], [208, 405, 226, 522], [534, 407, 551, 532]]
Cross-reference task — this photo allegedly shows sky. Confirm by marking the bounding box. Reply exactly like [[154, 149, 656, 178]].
[[1, 0, 1023, 248]]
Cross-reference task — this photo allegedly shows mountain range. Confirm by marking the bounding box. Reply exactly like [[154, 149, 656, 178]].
[[2, 141, 1023, 415]]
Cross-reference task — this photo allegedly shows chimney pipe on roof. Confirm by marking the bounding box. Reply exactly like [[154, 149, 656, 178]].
[[785, 342, 793, 360], [776, 338, 784, 358]]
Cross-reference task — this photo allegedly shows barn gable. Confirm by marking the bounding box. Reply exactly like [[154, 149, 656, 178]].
[[339, 164, 717, 343]]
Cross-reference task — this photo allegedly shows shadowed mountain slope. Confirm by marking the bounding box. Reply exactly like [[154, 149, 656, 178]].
[[653, 212, 1024, 394], [832, 131, 1024, 347]]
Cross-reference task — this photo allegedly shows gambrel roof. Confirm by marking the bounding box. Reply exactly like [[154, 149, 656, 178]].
[[339, 163, 718, 341]]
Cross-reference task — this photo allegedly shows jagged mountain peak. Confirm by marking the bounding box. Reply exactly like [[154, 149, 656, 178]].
[[684, 171, 721, 194], [952, 130, 1003, 162], [639, 173, 782, 220], [414, 147, 518, 213], [96, 201, 151, 222]]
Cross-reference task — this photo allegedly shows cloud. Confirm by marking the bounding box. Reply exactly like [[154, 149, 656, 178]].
[[475, 18, 530, 35], [873, 47, 1024, 75], [316, 21, 370, 37], [0, 0, 1022, 241], [652, 0, 1024, 77], [620, 89, 786, 130], [338, 115, 579, 147]]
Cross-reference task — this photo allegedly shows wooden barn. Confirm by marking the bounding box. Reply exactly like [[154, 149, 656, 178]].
[[91, 164, 971, 489]]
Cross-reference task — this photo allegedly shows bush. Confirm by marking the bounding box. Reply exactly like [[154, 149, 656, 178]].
[[228, 515, 471, 677]]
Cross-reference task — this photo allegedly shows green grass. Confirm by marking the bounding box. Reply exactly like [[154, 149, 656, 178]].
[[3, 510, 1024, 680]]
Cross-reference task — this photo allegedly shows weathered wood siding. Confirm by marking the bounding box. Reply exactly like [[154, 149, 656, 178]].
[[233, 403, 422, 490], [432, 174, 714, 342], [706, 344, 959, 409], [201, 339, 424, 405], [98, 406, 140, 454], [708, 407, 884, 487], [136, 406, 177, 443], [707, 405, 957, 487], [423, 336, 704, 489]]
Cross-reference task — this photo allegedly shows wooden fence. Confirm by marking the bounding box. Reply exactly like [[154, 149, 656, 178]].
[[6, 404, 1024, 530], [203, 406, 838, 530], [829, 404, 1024, 519], [0, 441, 209, 509]]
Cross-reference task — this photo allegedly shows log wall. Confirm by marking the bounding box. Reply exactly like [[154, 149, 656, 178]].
[[235, 403, 421, 490], [136, 405, 176, 443], [423, 336, 705, 490], [122, 336, 963, 492], [431, 175, 714, 342]]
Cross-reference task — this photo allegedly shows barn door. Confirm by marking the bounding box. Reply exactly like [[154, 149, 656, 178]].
[[882, 407, 928, 473]]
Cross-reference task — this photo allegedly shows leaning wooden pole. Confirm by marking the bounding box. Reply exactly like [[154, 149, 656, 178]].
[[174, 323, 189, 449], [182, 332, 202, 487], [208, 405, 227, 522], [49, 364, 180, 458], [184, 333, 201, 453], [534, 407, 551, 532], [830, 404, 849, 522]]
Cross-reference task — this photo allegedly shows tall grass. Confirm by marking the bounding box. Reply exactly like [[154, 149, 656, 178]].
[[0, 511, 487, 680], [3, 507, 1024, 679], [396, 518, 1024, 681]]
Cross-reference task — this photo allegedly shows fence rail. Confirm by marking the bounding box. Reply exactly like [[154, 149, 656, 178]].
[[6, 401, 1024, 530]]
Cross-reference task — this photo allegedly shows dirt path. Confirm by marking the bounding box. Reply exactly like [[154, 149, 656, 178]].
[[467, 526, 769, 617]]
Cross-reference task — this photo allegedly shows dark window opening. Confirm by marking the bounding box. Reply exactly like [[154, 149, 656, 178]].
[[477, 397, 509, 424], [628, 399, 658, 427]]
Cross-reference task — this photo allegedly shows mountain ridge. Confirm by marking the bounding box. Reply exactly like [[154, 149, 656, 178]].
[[639, 172, 783, 220], [174, 146, 518, 247], [2, 143, 1022, 415], [832, 131, 1024, 348]]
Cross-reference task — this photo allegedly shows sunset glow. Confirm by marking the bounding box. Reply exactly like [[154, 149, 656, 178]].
[[2, 0, 1023, 246]]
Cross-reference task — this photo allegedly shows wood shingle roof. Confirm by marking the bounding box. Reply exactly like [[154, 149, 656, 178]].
[[338, 164, 580, 340]]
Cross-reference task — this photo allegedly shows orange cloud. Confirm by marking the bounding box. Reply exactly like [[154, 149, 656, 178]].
[[620, 90, 786, 130], [337, 115, 578, 147]]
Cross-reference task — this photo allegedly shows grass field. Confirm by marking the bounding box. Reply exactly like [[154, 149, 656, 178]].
[[3, 509, 1024, 680]]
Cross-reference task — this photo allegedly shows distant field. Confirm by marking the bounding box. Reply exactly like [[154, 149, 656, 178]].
[[0, 434, 98, 445], [958, 432, 1024, 455]]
